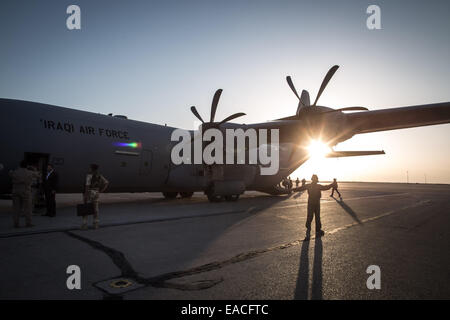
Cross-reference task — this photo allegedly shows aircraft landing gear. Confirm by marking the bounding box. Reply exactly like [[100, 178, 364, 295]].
[[162, 192, 178, 199], [179, 192, 194, 198], [206, 193, 240, 202], [224, 194, 240, 201], [206, 193, 223, 202]]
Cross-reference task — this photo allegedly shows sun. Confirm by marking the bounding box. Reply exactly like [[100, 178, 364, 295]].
[[307, 139, 331, 160]]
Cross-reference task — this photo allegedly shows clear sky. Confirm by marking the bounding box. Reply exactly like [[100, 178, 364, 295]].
[[1, 0, 449, 183]]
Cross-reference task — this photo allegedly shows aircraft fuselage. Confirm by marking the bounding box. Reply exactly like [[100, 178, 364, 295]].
[[1, 99, 335, 195]]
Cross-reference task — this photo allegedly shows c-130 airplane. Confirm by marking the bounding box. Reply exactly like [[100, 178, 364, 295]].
[[0, 65, 449, 202]]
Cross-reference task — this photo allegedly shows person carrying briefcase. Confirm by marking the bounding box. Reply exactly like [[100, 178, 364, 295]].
[[81, 164, 109, 230]]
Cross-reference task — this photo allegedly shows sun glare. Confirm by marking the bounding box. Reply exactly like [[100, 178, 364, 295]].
[[307, 140, 331, 160]]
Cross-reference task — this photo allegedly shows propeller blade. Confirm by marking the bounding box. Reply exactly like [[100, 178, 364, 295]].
[[210, 89, 223, 122], [322, 106, 369, 114], [219, 112, 246, 125], [286, 76, 301, 101], [312, 65, 339, 106], [190, 106, 205, 123]]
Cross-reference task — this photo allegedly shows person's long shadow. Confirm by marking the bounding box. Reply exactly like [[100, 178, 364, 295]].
[[311, 237, 322, 300], [294, 236, 323, 300], [333, 197, 363, 225], [294, 239, 309, 299]]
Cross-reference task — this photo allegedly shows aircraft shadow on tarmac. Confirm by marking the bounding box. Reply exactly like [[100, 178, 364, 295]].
[[137, 193, 298, 291], [332, 197, 363, 225], [294, 237, 323, 300], [94, 193, 297, 294]]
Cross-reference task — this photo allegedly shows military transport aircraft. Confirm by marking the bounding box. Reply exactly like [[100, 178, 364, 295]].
[[1, 65, 449, 201]]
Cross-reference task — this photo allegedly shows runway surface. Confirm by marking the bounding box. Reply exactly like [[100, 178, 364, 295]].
[[0, 182, 449, 299]]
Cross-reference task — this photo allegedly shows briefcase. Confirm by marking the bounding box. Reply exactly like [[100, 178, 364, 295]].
[[76, 203, 95, 216]]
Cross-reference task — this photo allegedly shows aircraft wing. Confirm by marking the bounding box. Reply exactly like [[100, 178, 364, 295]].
[[326, 150, 385, 158], [346, 102, 450, 134]]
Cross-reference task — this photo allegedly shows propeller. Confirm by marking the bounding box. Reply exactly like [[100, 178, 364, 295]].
[[190, 89, 246, 128], [284, 65, 369, 119]]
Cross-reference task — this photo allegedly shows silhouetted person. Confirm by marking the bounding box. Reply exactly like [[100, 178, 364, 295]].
[[330, 178, 341, 199], [43, 164, 58, 217], [301, 178, 306, 186], [281, 177, 289, 191], [294, 174, 333, 240], [295, 178, 300, 188]]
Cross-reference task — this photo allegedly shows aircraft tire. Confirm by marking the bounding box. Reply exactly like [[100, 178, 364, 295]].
[[224, 194, 240, 201], [206, 193, 223, 202], [162, 192, 178, 199], [180, 192, 194, 198]]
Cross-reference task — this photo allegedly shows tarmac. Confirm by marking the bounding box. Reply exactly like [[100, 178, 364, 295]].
[[0, 182, 449, 299]]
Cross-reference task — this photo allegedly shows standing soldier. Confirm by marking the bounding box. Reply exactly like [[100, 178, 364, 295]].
[[9, 160, 39, 228], [330, 178, 342, 199], [82, 164, 109, 230], [295, 177, 300, 188], [294, 174, 333, 240]]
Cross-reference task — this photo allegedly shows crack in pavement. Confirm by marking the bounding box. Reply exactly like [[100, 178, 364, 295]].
[[64, 230, 224, 293], [65, 231, 139, 280], [64, 199, 432, 296]]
